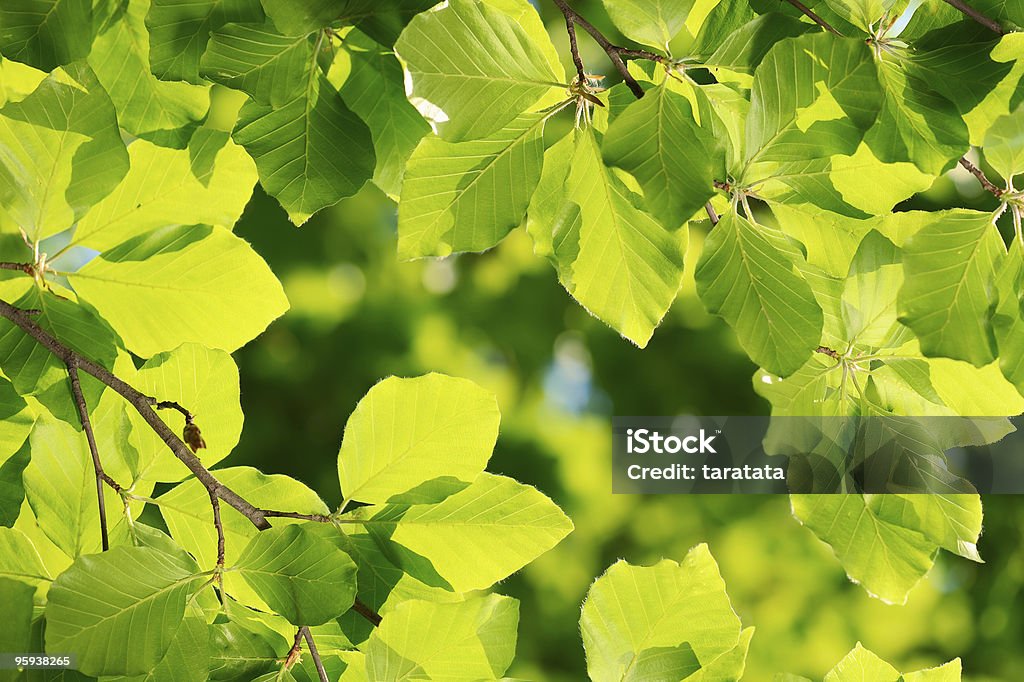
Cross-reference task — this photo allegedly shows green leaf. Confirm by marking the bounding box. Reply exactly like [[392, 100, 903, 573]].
[[701, 13, 810, 79], [0, 526, 54, 594], [201, 21, 312, 106], [394, 0, 564, 142], [547, 128, 687, 347], [898, 210, 1003, 366], [208, 620, 282, 681], [0, 577, 34, 654], [689, 626, 754, 682], [825, 643, 900, 681], [70, 134, 257, 252], [351, 473, 573, 592], [398, 112, 548, 258], [259, 0, 343, 35], [236, 524, 358, 626], [365, 595, 519, 681], [823, 0, 889, 31], [69, 224, 289, 356], [336, 30, 431, 198], [791, 494, 937, 604], [865, 61, 968, 175], [994, 241, 1024, 391], [45, 546, 202, 676], [89, 0, 210, 147], [337, 373, 499, 506], [24, 412, 140, 558], [159, 467, 329, 610], [695, 212, 824, 377], [984, 105, 1024, 181], [0, 374, 34, 461], [0, 0, 95, 71], [601, 0, 693, 50], [146, 0, 265, 84], [580, 545, 744, 682], [0, 63, 129, 241], [130, 343, 243, 482], [745, 34, 880, 166], [233, 75, 375, 225], [603, 83, 717, 227], [0, 440, 31, 526], [0, 283, 118, 424]]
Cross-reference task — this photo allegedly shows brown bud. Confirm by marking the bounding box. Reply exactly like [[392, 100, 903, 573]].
[[183, 421, 206, 453]]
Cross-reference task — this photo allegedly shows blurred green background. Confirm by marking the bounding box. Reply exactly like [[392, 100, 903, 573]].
[[219, 2, 1024, 679]]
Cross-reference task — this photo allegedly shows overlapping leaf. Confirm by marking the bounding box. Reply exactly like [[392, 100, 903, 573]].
[[398, 112, 548, 258], [337, 373, 499, 506], [395, 0, 565, 142], [350, 473, 573, 592], [69, 224, 289, 356]]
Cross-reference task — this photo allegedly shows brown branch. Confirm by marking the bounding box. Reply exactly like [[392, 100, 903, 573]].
[[941, 0, 1005, 34], [0, 296, 384, 628], [284, 628, 304, 669], [561, 3, 586, 84], [782, 0, 844, 35], [67, 359, 120, 551], [0, 298, 272, 530], [301, 627, 329, 682], [551, 0, 657, 99], [959, 157, 1005, 197], [704, 202, 720, 226], [0, 262, 34, 275]]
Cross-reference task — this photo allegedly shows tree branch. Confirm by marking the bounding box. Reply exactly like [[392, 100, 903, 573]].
[[352, 598, 383, 626], [551, 0, 660, 99], [941, 0, 1005, 34], [959, 156, 1005, 197], [782, 0, 844, 35], [0, 262, 34, 275], [301, 627, 329, 682], [0, 298, 272, 530], [0, 295, 384, 628], [704, 202, 720, 226], [67, 358, 119, 551]]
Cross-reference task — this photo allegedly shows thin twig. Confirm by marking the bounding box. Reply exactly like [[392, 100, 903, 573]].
[[208, 488, 226, 599], [561, 4, 586, 84], [352, 599, 383, 626], [551, 0, 652, 98], [67, 359, 118, 551], [155, 400, 193, 421], [260, 509, 334, 523], [782, 0, 844, 35], [941, 0, 1005, 34], [815, 346, 842, 360], [959, 157, 1005, 197], [0, 262, 33, 274], [284, 628, 304, 670], [704, 202, 720, 226], [301, 627, 329, 682]]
